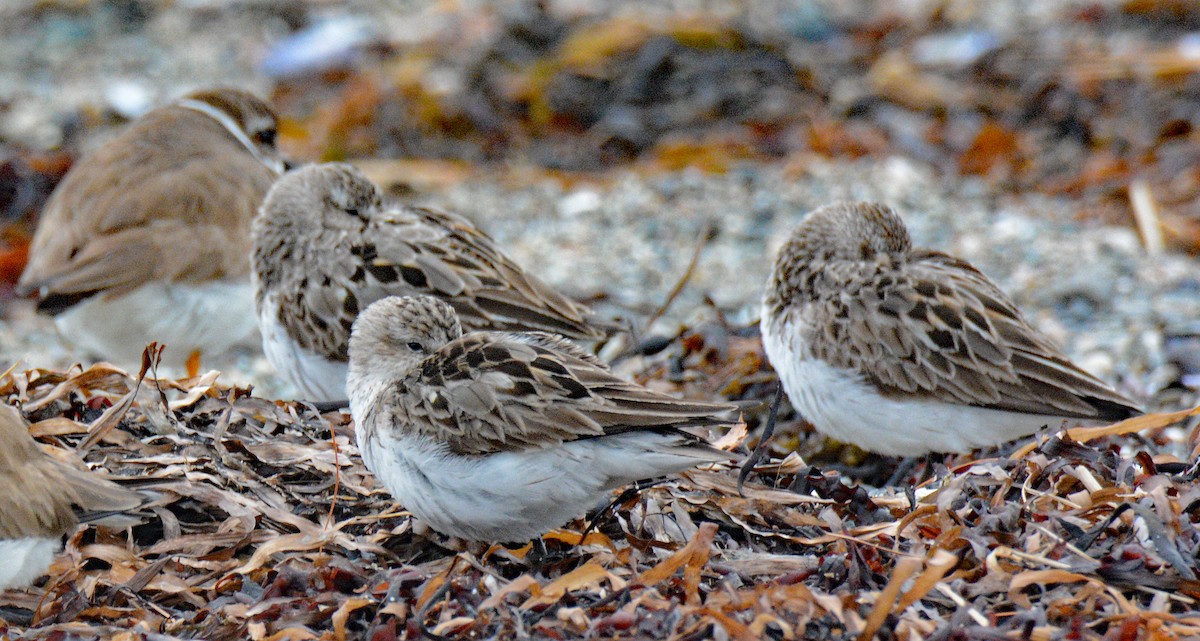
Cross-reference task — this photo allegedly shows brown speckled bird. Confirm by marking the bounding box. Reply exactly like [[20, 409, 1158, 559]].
[[253, 162, 606, 402], [347, 295, 735, 542], [760, 201, 1141, 456]]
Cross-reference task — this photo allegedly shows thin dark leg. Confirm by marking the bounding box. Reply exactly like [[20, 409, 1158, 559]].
[[582, 478, 670, 537], [523, 537, 555, 574], [414, 559, 458, 641], [789, 465, 824, 494], [738, 383, 786, 496], [309, 399, 350, 412], [885, 456, 919, 487], [887, 451, 946, 487]]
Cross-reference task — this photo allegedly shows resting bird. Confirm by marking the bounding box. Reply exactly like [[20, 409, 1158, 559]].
[[16, 87, 285, 370], [253, 162, 606, 402], [0, 405, 144, 590], [760, 201, 1141, 456], [347, 295, 735, 542]]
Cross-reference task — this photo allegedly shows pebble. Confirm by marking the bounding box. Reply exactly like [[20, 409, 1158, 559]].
[[557, 189, 602, 218], [260, 15, 373, 78], [911, 30, 1001, 68], [105, 80, 153, 119]]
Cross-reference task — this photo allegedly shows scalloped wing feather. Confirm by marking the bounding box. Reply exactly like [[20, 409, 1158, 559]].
[[278, 207, 604, 363], [391, 333, 735, 455], [810, 250, 1140, 420]]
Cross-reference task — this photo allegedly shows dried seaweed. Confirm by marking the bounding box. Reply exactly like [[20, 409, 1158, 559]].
[[265, 4, 1200, 243], [0, 332, 1196, 640]]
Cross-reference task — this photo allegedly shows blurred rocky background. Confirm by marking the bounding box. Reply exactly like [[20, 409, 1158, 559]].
[[2, 0, 1199, 407], [3, 4, 1200, 639]]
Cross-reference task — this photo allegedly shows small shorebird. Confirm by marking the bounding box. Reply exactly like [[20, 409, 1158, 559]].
[[0, 405, 144, 590], [760, 201, 1141, 457], [347, 295, 734, 542], [253, 162, 605, 402], [17, 87, 285, 371]]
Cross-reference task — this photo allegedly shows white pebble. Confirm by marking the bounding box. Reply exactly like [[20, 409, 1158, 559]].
[[105, 80, 153, 119], [558, 189, 602, 218]]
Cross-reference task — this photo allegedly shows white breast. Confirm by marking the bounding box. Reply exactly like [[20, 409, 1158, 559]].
[[0, 537, 61, 591], [54, 279, 259, 370], [359, 430, 602, 541], [258, 296, 349, 402], [358, 427, 716, 542], [761, 307, 1066, 456]]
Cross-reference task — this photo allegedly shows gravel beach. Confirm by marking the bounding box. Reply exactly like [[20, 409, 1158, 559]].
[[3, 3, 1200, 638], [0, 0, 1194, 406]]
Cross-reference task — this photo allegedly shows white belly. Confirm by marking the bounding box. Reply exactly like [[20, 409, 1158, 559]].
[[761, 310, 1065, 456], [258, 298, 348, 402], [0, 537, 61, 591], [359, 428, 717, 542], [54, 279, 259, 369]]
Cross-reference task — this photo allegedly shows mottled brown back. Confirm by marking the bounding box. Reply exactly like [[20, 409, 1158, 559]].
[[766, 201, 1141, 421]]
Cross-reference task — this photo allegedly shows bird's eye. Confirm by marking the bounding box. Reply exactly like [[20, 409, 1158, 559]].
[[345, 208, 359, 217], [407, 341, 424, 352], [256, 128, 277, 146]]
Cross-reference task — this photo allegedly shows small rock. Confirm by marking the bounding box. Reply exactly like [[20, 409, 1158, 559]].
[[105, 80, 153, 119], [558, 189, 601, 218], [912, 30, 1001, 68], [260, 15, 373, 79], [1178, 32, 1200, 59]]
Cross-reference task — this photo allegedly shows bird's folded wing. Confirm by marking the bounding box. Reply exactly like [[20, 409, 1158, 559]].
[[18, 143, 273, 297], [56, 460, 146, 514], [810, 250, 1140, 420], [0, 406, 148, 538], [278, 207, 607, 363], [392, 332, 736, 455], [370, 207, 603, 339]]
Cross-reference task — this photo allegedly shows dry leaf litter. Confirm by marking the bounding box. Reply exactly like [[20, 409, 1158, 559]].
[[2, 1, 1200, 639], [0, 333, 1196, 639]]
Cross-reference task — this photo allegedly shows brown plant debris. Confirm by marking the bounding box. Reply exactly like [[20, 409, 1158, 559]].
[[255, 2, 1200, 245], [0, 329, 1197, 641]]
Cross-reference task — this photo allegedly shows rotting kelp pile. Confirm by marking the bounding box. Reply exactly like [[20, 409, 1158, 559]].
[[0, 337, 1197, 641]]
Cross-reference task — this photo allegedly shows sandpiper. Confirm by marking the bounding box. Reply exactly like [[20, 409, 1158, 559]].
[[0, 405, 144, 590], [346, 295, 735, 542], [760, 201, 1141, 457], [253, 162, 605, 402]]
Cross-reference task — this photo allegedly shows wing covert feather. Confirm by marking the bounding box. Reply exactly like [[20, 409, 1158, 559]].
[[386, 332, 734, 455], [807, 250, 1139, 419]]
